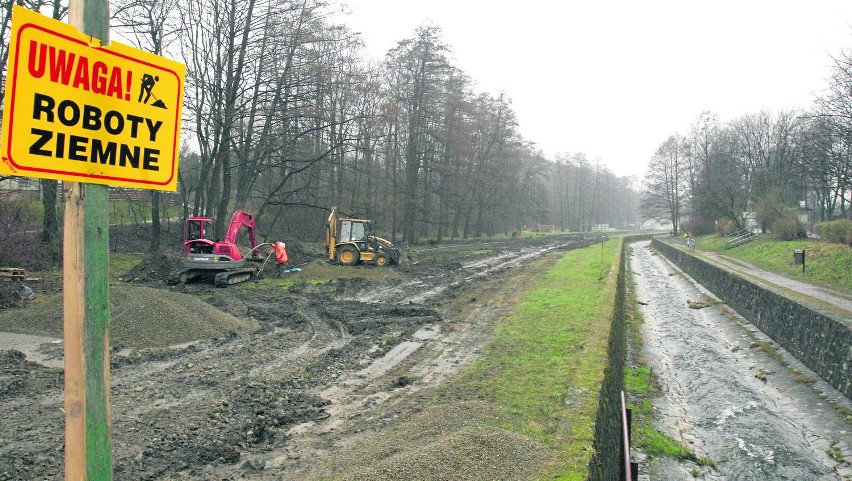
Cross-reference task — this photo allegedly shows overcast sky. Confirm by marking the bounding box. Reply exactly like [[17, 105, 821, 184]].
[[342, 1, 852, 179]]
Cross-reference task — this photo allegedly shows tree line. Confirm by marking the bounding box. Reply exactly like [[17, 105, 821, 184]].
[[1, 0, 639, 266], [642, 49, 852, 236]]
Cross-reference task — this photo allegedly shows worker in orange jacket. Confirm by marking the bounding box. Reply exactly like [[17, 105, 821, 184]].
[[272, 241, 291, 276]]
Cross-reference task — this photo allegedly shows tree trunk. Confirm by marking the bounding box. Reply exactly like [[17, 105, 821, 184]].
[[40, 179, 59, 262], [148, 191, 160, 252]]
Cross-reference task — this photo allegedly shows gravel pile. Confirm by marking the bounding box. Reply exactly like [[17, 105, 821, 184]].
[[345, 426, 553, 481], [0, 285, 258, 349], [318, 401, 556, 481], [122, 251, 183, 283]]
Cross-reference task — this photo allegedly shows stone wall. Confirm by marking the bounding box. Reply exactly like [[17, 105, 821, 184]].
[[588, 234, 656, 481], [652, 238, 852, 399]]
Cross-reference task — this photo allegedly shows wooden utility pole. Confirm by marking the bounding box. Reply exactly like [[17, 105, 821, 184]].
[[64, 0, 113, 478]]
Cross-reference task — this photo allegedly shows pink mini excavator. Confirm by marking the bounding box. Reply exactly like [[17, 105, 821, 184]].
[[168, 210, 265, 287]]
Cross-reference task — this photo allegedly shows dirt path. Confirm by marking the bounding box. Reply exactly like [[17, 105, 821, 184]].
[[696, 250, 852, 318], [631, 241, 852, 480], [0, 234, 601, 480]]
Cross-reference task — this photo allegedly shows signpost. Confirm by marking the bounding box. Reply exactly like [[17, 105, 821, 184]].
[[0, 4, 184, 479]]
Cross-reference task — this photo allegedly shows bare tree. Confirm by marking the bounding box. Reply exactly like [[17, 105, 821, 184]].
[[180, 0, 252, 224], [384, 24, 451, 243], [0, 0, 67, 261], [812, 48, 852, 218], [641, 135, 688, 234], [730, 111, 802, 230], [112, 0, 179, 252], [685, 111, 746, 230]]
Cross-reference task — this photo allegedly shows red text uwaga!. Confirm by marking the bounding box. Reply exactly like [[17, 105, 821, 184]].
[[28, 40, 132, 101]]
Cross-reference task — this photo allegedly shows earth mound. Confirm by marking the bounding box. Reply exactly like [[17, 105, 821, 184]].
[[122, 251, 183, 283], [0, 285, 258, 349]]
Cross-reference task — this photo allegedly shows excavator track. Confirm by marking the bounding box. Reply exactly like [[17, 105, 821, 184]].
[[213, 268, 257, 287], [167, 269, 202, 285]]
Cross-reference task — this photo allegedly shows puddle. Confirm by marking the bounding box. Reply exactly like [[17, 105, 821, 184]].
[[0, 332, 63, 368]]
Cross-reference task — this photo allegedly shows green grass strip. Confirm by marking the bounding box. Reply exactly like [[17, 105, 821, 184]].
[[694, 234, 852, 294], [461, 238, 621, 480], [108, 253, 143, 280]]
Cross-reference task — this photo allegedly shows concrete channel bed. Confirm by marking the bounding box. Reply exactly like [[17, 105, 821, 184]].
[[652, 237, 852, 399]]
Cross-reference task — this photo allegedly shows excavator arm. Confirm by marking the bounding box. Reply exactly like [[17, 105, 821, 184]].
[[325, 206, 339, 261], [224, 210, 257, 250]]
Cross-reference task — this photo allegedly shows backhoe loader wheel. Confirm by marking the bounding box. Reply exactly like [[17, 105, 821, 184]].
[[338, 245, 360, 266], [374, 253, 389, 267]]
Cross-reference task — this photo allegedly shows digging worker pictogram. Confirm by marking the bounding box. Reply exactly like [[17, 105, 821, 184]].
[[138, 73, 159, 104]]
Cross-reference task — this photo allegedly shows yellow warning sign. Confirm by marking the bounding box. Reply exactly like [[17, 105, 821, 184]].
[[0, 5, 185, 191]]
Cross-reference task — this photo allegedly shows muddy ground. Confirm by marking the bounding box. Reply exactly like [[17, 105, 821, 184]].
[[0, 233, 602, 480]]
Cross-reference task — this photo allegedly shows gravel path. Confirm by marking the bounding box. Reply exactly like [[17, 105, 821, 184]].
[[694, 249, 852, 318]]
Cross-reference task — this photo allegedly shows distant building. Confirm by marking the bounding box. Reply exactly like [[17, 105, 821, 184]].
[[0, 177, 170, 204]]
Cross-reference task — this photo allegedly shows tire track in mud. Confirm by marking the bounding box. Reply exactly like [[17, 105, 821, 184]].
[[244, 298, 352, 380], [347, 235, 602, 305], [305, 236, 603, 429], [196, 236, 593, 480], [631, 241, 852, 480], [0, 235, 598, 481]]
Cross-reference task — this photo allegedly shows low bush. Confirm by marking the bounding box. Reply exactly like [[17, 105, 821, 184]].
[[715, 218, 738, 236], [815, 219, 852, 246], [772, 216, 806, 241], [681, 215, 714, 236], [0, 196, 49, 269]]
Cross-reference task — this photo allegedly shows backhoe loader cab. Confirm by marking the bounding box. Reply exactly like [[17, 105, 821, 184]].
[[325, 206, 400, 266]]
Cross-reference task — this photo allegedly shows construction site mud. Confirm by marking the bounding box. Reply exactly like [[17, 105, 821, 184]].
[[0, 234, 602, 480]]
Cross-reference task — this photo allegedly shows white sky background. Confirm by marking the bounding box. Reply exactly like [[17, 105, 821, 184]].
[[341, 0, 852, 179]]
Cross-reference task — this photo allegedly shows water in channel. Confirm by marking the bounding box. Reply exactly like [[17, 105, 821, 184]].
[[629, 241, 851, 480]]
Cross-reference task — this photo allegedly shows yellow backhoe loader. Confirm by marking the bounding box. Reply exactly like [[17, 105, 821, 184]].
[[324, 206, 400, 266]]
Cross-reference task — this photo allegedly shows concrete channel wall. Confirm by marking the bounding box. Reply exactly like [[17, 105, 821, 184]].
[[588, 234, 657, 481], [652, 238, 852, 400]]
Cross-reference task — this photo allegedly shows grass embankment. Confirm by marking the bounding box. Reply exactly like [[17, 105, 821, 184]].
[[694, 234, 852, 295], [2, 199, 180, 226], [319, 239, 622, 481], [458, 238, 620, 480], [109, 253, 144, 280]]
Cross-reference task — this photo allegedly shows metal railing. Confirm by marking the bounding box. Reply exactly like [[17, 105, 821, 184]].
[[621, 391, 638, 481], [725, 229, 756, 249]]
